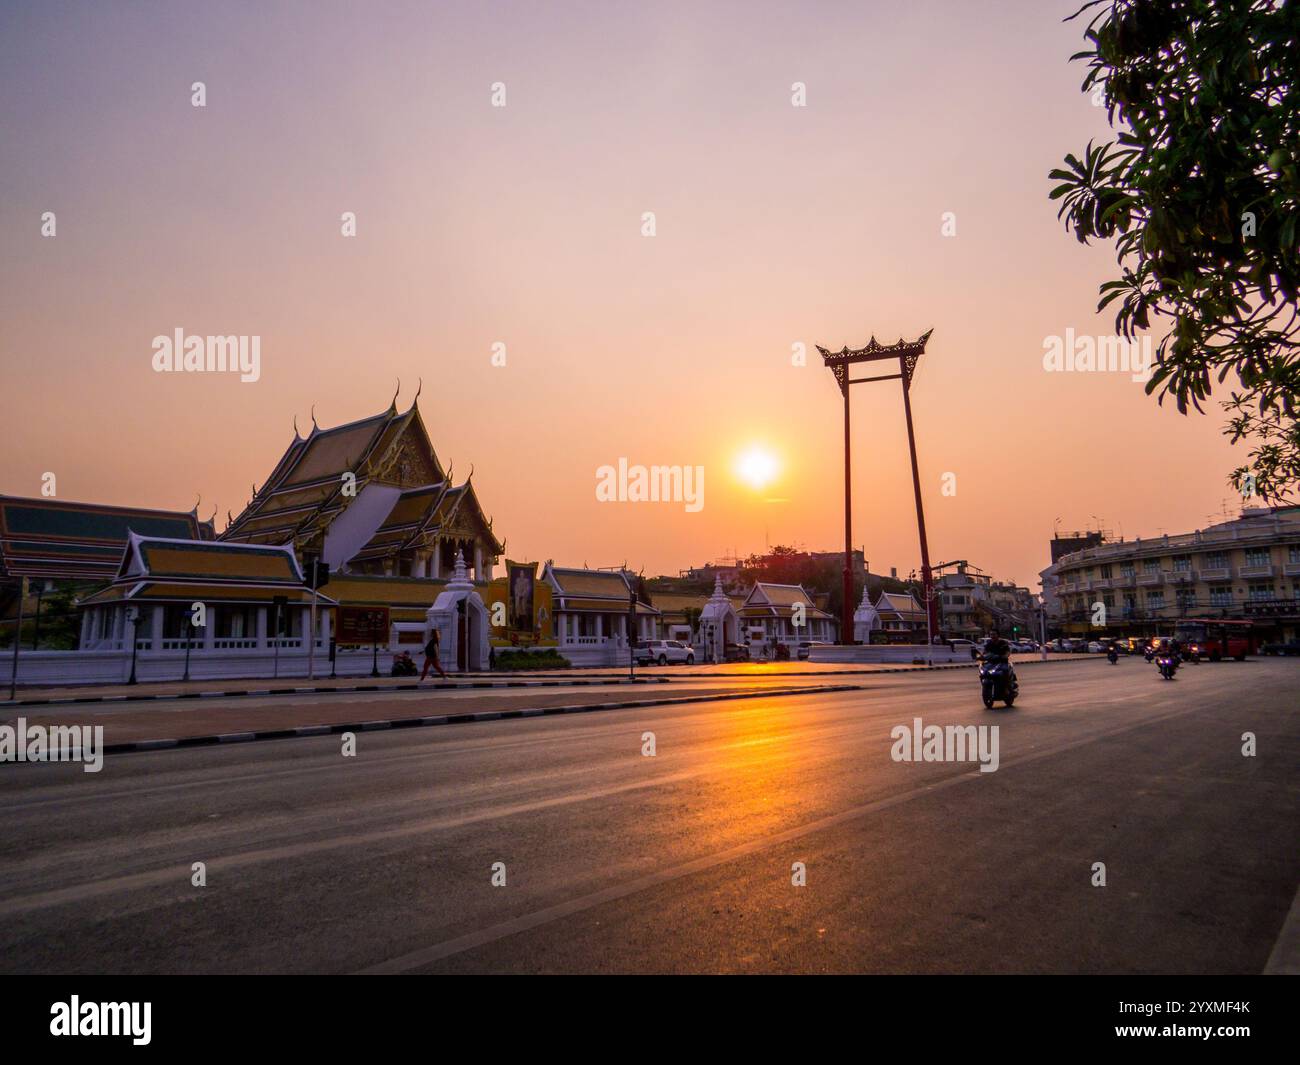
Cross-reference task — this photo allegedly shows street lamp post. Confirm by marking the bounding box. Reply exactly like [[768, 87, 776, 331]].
[[126, 607, 141, 685], [32, 580, 46, 650], [818, 331, 938, 646], [8, 576, 27, 700], [182, 617, 194, 682]]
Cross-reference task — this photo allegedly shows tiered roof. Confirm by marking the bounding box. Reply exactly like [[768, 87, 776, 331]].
[[80, 534, 331, 607], [221, 398, 502, 564], [545, 565, 660, 616], [0, 496, 212, 583], [874, 590, 927, 620], [741, 582, 834, 621]]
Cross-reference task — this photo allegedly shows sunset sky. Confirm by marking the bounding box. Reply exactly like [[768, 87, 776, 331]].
[[0, 0, 1252, 589]]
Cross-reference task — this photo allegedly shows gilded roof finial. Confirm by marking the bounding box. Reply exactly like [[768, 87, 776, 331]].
[[191, 493, 201, 515], [293, 414, 300, 438], [390, 379, 401, 411], [411, 377, 422, 408]]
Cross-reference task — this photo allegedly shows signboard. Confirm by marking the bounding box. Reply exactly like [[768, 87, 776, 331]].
[[337, 605, 390, 643]]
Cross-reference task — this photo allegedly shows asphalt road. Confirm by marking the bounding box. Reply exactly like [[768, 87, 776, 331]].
[[1, 658, 1296, 974]]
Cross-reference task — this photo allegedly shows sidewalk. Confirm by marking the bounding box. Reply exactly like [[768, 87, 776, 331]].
[[2, 682, 864, 755], [2, 653, 1095, 707]]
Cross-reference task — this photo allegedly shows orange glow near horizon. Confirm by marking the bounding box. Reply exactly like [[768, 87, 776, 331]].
[[0, 2, 1252, 588]]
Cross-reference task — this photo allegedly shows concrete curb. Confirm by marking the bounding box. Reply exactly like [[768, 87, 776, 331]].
[[1, 675, 671, 709], [87, 682, 869, 757]]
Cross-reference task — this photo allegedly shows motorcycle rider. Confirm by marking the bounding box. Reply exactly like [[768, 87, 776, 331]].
[[982, 630, 1008, 657], [982, 630, 1016, 678]]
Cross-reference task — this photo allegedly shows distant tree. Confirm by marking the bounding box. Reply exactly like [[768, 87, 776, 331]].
[[1050, 0, 1300, 501]]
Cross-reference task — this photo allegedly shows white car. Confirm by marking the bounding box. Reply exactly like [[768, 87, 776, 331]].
[[1086, 640, 1106, 653], [635, 639, 695, 666]]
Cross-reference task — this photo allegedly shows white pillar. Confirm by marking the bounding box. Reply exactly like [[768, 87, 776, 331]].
[[111, 607, 125, 650], [80, 609, 94, 649], [474, 544, 484, 579], [619, 615, 628, 647], [256, 606, 268, 649], [202, 605, 215, 650], [431, 546, 442, 579], [482, 558, 494, 582], [414, 553, 428, 578], [596, 615, 604, 640], [150, 605, 164, 651], [301, 607, 312, 649]]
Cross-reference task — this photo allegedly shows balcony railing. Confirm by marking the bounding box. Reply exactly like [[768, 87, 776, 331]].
[[1168, 570, 1196, 583], [1199, 567, 1230, 581], [1136, 572, 1163, 585], [1238, 563, 1275, 578], [1283, 561, 1300, 577]]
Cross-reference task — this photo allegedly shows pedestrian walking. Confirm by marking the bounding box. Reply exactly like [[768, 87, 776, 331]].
[[421, 627, 447, 680]]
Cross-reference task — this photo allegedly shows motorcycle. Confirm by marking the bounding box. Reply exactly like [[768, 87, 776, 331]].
[[1143, 644, 1156, 663], [1156, 653, 1179, 680], [979, 654, 1018, 708], [1107, 646, 1119, 664]]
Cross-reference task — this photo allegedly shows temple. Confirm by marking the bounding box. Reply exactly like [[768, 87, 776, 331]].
[[222, 395, 502, 581], [4, 393, 852, 683]]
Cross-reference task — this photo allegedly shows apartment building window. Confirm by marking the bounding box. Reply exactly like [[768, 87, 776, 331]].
[[1142, 558, 1160, 573], [1248, 583, 1275, 602], [1146, 591, 1165, 609], [1204, 550, 1228, 570], [1120, 561, 1135, 578], [1245, 548, 1271, 567], [1173, 555, 1191, 572], [1123, 594, 1137, 615], [1289, 544, 1300, 564], [1209, 585, 1233, 607], [1100, 564, 1113, 578], [1176, 588, 1196, 611], [1103, 593, 1115, 608]]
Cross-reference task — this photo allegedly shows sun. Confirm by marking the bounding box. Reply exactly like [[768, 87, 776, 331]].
[[735, 445, 779, 490]]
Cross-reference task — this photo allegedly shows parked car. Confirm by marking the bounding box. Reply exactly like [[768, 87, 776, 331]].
[[635, 639, 695, 665], [795, 640, 831, 660], [1261, 641, 1300, 656], [1086, 641, 1105, 653], [723, 642, 750, 662]]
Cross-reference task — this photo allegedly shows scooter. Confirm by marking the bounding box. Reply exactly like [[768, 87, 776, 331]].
[[1143, 644, 1156, 663], [979, 654, 1018, 708], [1156, 652, 1179, 680], [1107, 646, 1119, 664]]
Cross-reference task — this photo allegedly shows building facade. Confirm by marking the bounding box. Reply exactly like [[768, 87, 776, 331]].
[[1050, 506, 1300, 644]]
